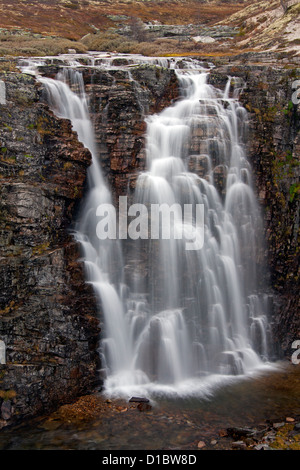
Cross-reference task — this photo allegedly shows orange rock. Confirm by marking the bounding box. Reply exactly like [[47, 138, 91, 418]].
[[197, 440, 206, 449]]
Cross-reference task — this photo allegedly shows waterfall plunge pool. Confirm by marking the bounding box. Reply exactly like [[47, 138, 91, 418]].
[[0, 362, 299, 450]]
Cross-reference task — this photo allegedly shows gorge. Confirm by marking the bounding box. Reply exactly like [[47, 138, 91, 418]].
[[0, 52, 299, 438]]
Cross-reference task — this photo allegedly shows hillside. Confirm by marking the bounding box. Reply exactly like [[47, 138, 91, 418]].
[[0, 1, 298, 61], [219, 0, 300, 57], [0, 0, 248, 40]]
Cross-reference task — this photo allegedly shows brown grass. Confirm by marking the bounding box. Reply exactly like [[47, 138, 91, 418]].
[[0, 33, 88, 57], [0, 1, 249, 41], [82, 31, 205, 56]]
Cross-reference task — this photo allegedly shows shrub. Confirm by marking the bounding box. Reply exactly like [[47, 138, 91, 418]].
[[0, 33, 88, 57]]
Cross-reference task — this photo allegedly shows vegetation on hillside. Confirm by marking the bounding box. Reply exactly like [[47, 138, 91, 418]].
[[0, 1, 298, 59]]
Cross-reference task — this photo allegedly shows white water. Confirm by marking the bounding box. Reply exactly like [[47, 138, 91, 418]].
[[31, 56, 274, 399]]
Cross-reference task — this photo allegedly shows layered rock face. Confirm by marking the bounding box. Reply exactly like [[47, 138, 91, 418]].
[[82, 64, 179, 199], [0, 72, 100, 427], [239, 66, 299, 357]]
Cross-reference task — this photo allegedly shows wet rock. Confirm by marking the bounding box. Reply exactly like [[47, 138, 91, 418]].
[[192, 36, 215, 44], [227, 427, 258, 439], [254, 443, 271, 451], [273, 422, 286, 429], [286, 417, 295, 422], [197, 440, 206, 449], [231, 441, 247, 450], [137, 402, 152, 412], [1, 400, 12, 420], [81, 64, 179, 202], [129, 396, 150, 403], [212, 164, 228, 195]]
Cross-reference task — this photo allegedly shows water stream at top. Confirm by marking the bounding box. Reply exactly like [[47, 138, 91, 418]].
[[22, 54, 275, 399]]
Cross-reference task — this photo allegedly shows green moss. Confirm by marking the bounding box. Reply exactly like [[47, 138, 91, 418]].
[[283, 100, 294, 116], [13, 90, 33, 107], [63, 161, 73, 170], [32, 242, 49, 256], [269, 423, 299, 450], [271, 149, 299, 185], [289, 434, 300, 450], [263, 105, 280, 122], [36, 115, 53, 137], [270, 435, 286, 449], [73, 186, 80, 198], [3, 123, 13, 132], [289, 182, 300, 203]]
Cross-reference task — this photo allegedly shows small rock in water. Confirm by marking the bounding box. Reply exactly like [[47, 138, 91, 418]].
[[254, 443, 271, 451], [137, 402, 152, 412], [286, 417, 295, 422], [227, 427, 255, 439], [231, 441, 247, 450], [129, 397, 150, 403], [197, 440, 206, 449], [273, 422, 285, 429]]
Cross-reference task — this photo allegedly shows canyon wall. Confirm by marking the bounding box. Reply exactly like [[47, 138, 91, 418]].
[[0, 60, 299, 427]]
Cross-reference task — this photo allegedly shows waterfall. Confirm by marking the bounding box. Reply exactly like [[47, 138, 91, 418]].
[[35, 57, 273, 399]]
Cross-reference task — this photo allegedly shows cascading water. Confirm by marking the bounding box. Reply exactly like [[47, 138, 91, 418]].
[[37, 68, 129, 377], [106, 69, 273, 396], [32, 56, 273, 399]]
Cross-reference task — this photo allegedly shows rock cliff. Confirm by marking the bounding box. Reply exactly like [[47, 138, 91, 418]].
[[0, 72, 100, 427]]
